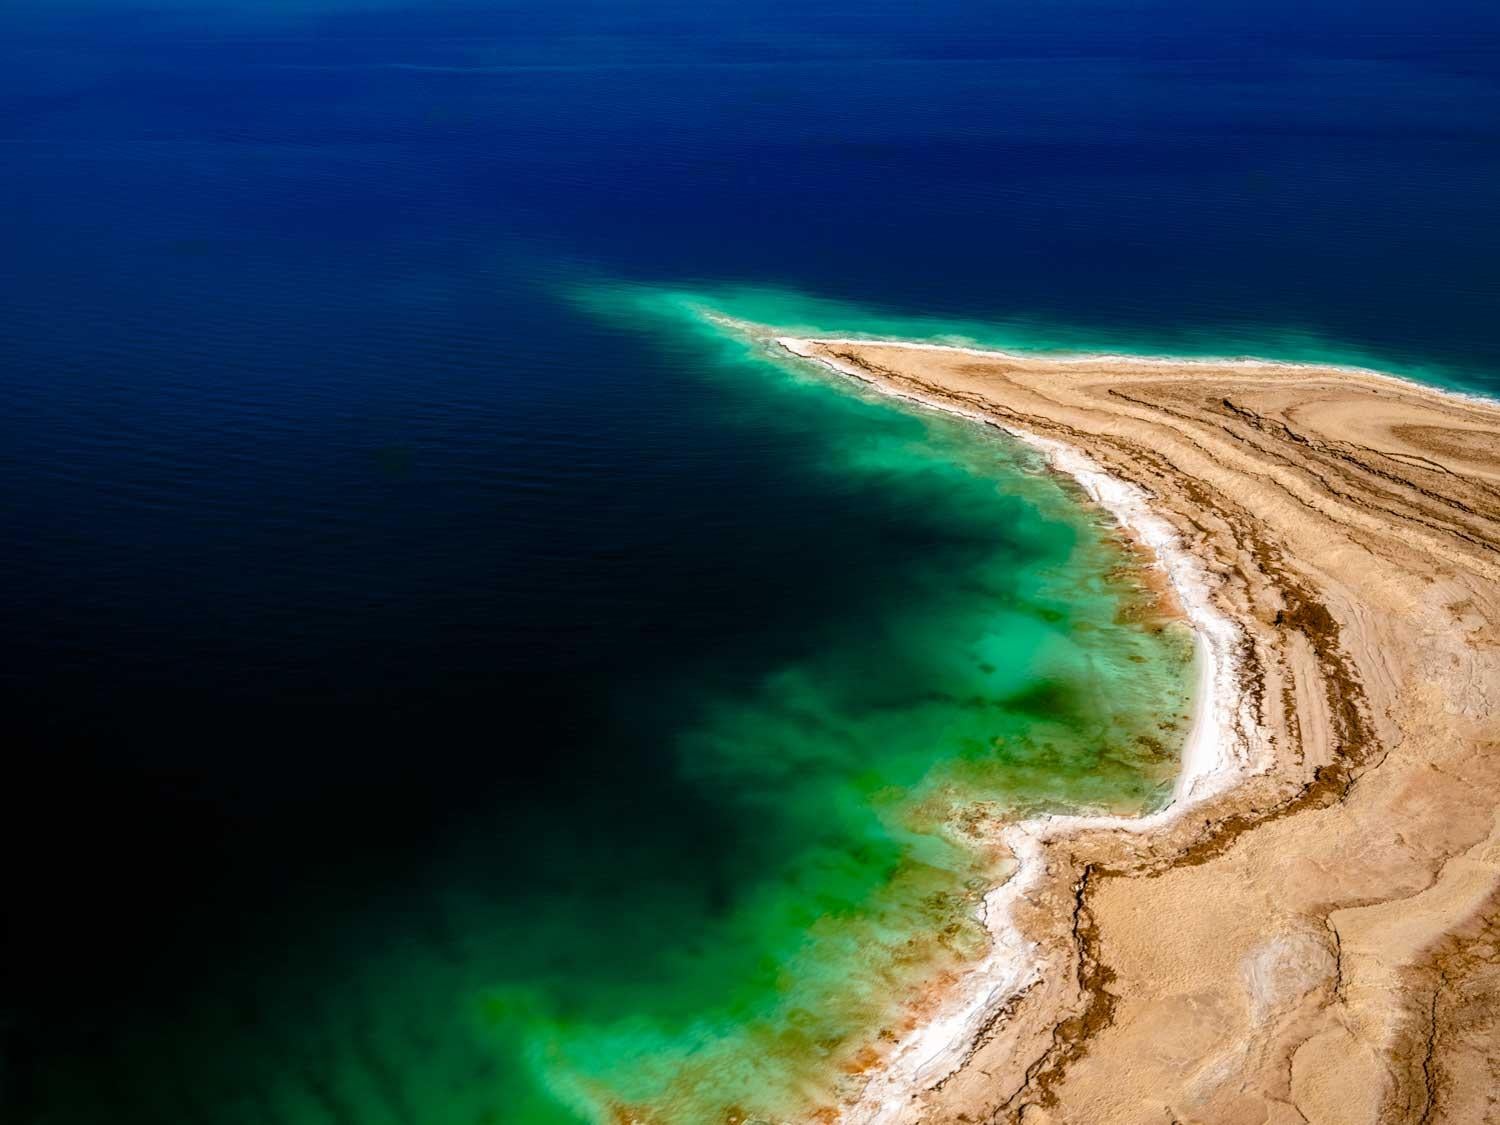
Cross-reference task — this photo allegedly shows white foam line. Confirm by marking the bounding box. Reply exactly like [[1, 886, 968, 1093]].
[[771, 336, 1265, 1124]]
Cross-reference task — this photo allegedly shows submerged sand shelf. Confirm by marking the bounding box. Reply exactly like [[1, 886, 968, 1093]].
[[772, 338, 1500, 1125]]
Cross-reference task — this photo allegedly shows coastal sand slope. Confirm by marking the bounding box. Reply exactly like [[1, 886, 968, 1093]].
[[784, 341, 1500, 1125]]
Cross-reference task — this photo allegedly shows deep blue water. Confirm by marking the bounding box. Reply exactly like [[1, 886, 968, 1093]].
[[3, 2, 1498, 1121]]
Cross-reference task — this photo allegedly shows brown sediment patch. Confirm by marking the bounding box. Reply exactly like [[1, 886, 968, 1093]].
[[1104, 528, 1194, 634], [1388, 885, 1500, 1123], [774, 339, 1500, 1124], [1000, 866, 1118, 1113]]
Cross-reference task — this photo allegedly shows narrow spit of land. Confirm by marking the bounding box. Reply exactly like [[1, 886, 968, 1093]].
[[779, 339, 1500, 1125]]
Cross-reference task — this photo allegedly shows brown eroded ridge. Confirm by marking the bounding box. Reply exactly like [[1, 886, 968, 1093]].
[[786, 341, 1500, 1124]]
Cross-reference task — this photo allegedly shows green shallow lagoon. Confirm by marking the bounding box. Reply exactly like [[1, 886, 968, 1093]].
[[488, 289, 1198, 1122], [35, 290, 1196, 1125]]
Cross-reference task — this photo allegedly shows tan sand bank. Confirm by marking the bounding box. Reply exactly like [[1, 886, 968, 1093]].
[[776, 339, 1500, 1124]]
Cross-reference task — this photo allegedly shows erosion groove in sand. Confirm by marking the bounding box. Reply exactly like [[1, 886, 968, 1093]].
[[774, 336, 1500, 1125]]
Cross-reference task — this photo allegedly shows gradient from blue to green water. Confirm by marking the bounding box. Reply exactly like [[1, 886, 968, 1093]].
[[16, 280, 1198, 1123], [3, 2, 1498, 1123]]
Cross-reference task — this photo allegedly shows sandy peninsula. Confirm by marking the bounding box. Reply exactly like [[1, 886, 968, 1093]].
[[773, 337, 1500, 1124]]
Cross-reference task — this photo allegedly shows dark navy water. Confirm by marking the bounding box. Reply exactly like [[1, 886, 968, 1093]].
[[3, 2, 1498, 1121]]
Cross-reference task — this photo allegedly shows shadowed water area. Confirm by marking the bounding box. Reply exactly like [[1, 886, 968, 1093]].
[[4, 1, 1499, 1123], [10, 275, 1200, 1121]]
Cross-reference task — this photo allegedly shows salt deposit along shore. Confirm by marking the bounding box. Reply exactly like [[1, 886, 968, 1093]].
[[769, 334, 1500, 1124]]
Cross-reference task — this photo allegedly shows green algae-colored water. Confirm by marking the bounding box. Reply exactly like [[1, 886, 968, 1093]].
[[30, 286, 1195, 1125]]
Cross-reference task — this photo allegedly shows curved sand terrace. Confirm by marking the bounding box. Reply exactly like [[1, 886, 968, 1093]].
[[765, 335, 1500, 1123]]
